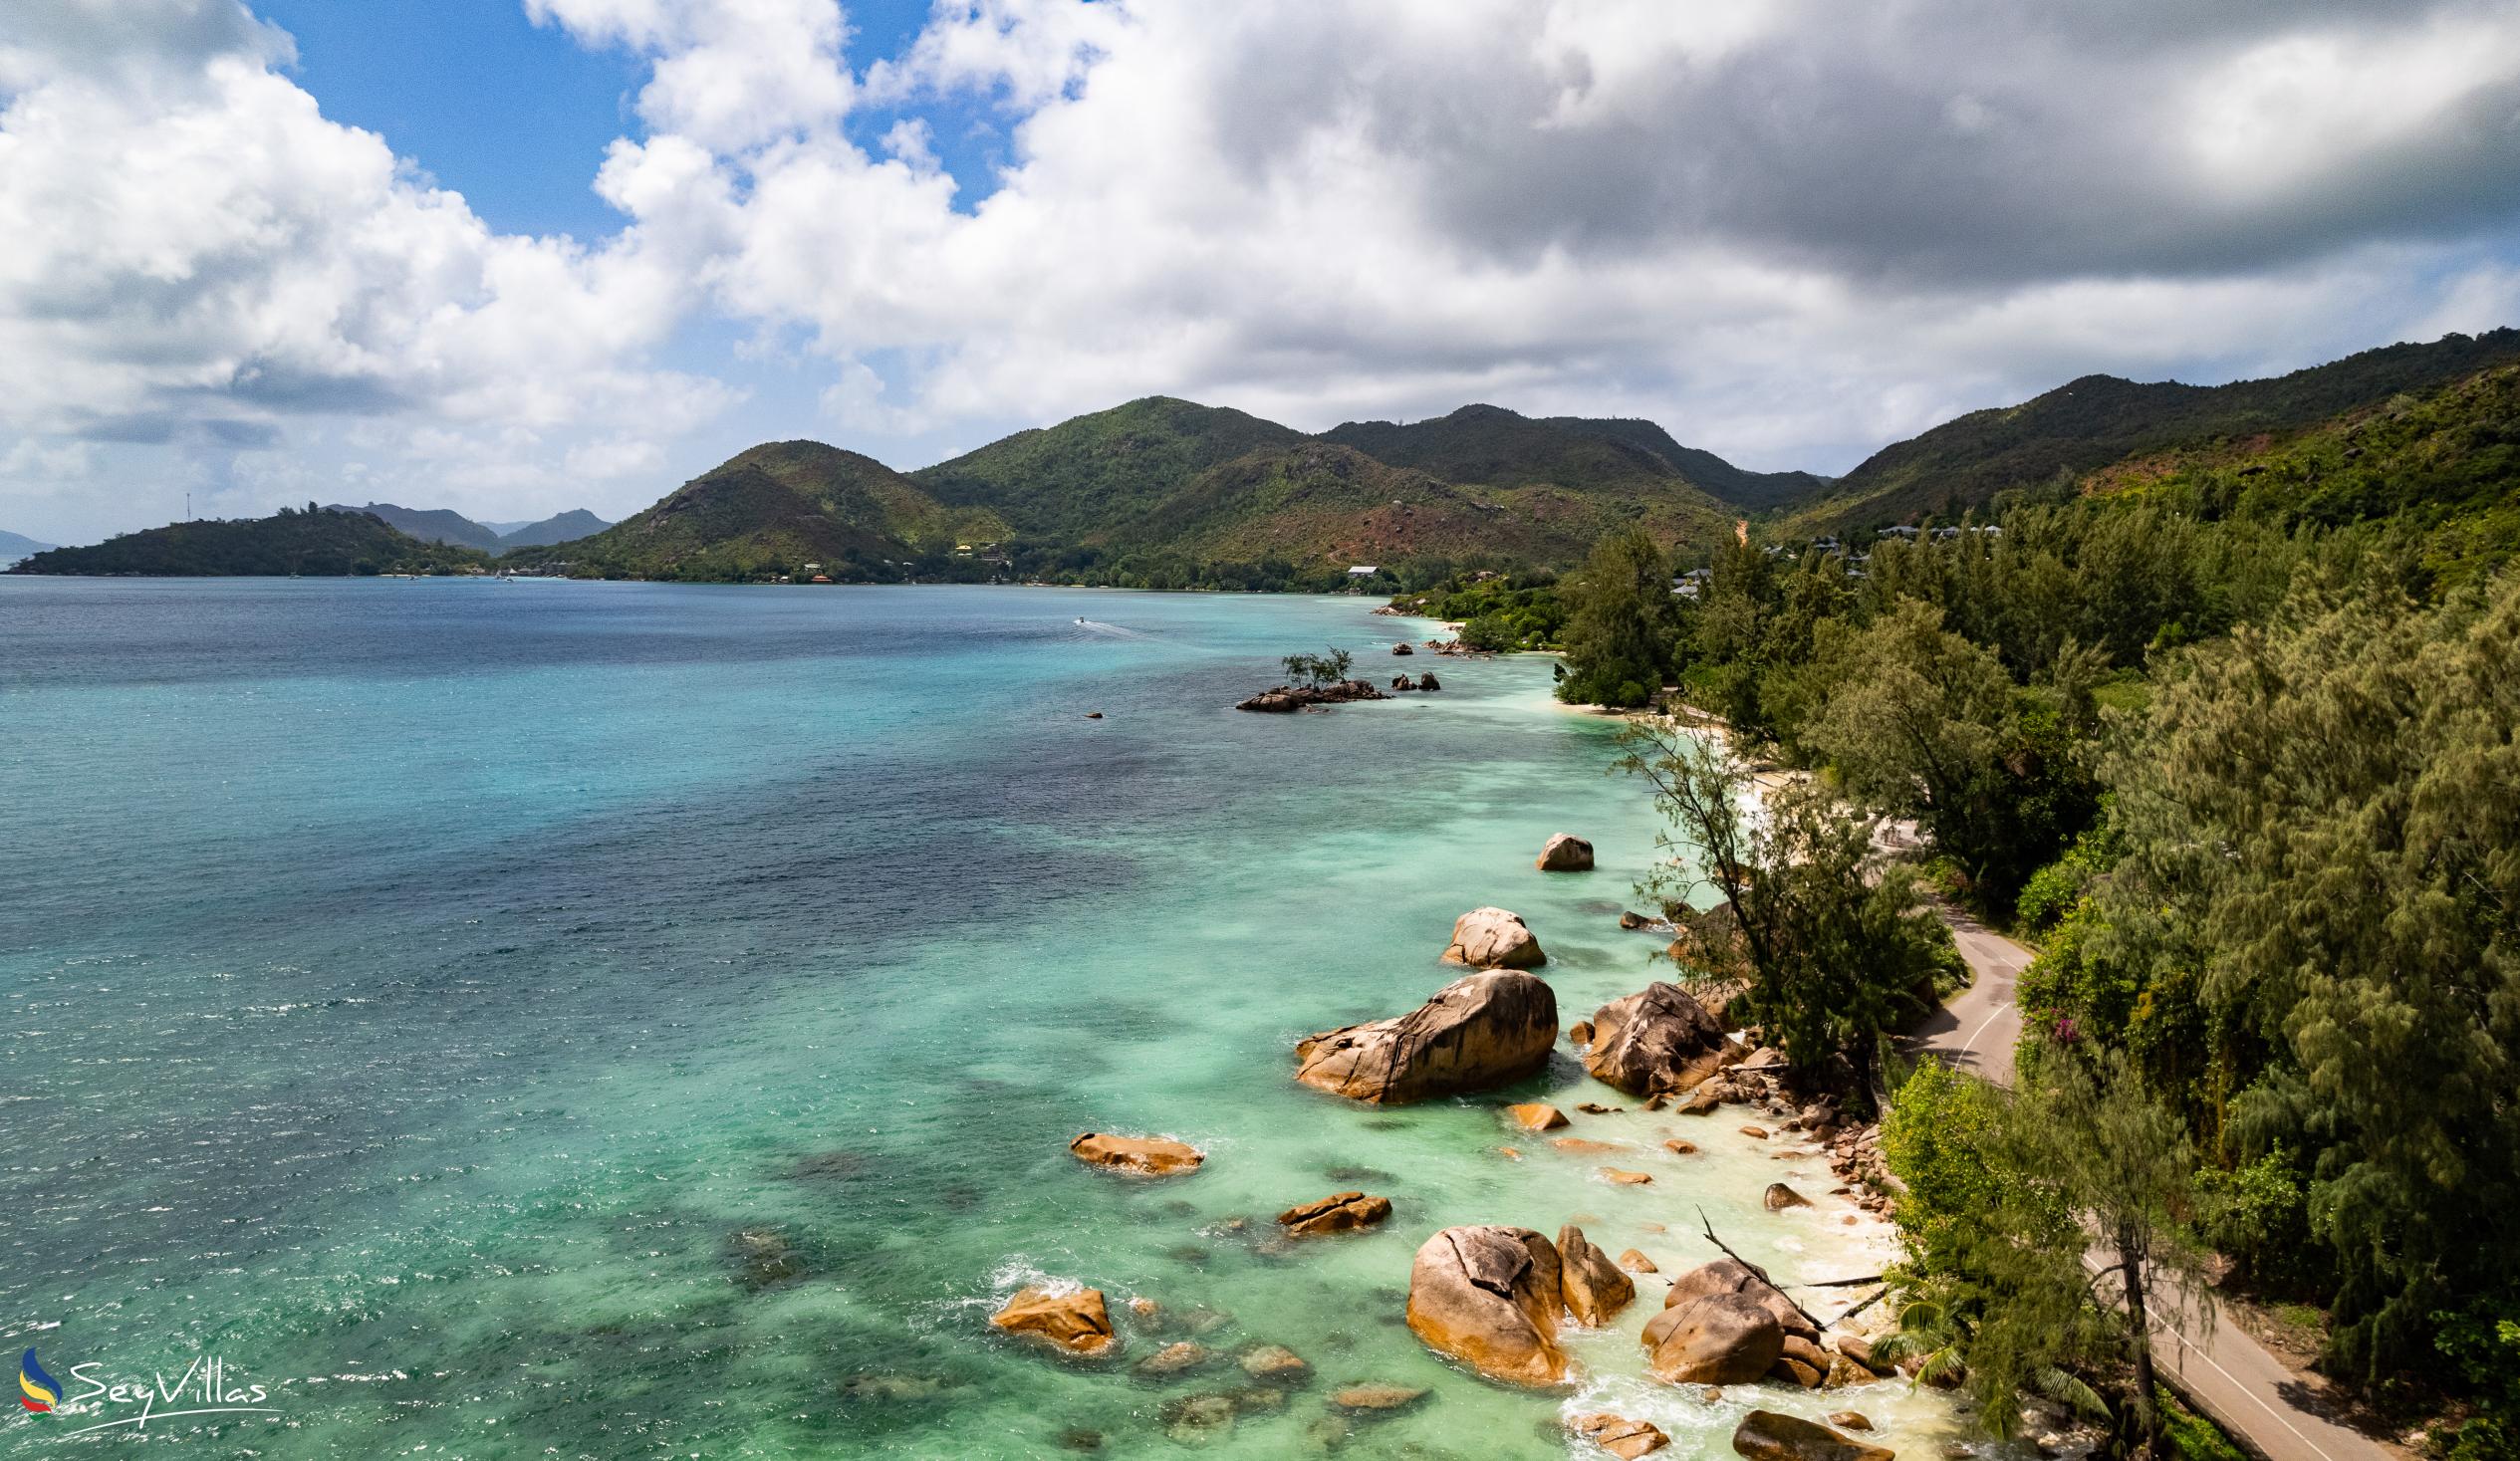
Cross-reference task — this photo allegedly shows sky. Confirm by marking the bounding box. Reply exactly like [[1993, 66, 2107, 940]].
[[4, 1, 2520, 545]]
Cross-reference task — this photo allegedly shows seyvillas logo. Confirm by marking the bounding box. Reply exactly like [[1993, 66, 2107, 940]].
[[14, 1347, 281, 1436], [18, 1350, 59, 1413]]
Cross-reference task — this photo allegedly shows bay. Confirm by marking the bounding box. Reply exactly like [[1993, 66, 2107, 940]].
[[0, 579, 1956, 1458]]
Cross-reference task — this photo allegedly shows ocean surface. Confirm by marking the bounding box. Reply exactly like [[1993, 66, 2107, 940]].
[[0, 580, 1958, 1459]]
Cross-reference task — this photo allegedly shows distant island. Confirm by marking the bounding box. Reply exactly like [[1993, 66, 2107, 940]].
[[0, 528, 57, 566], [14, 327, 2519, 586]]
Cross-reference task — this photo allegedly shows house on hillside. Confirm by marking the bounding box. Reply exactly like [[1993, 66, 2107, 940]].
[[1878, 525, 1919, 541]]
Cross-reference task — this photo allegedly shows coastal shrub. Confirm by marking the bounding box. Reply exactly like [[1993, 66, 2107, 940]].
[[1457, 612, 1518, 651], [1280, 647, 1354, 685]]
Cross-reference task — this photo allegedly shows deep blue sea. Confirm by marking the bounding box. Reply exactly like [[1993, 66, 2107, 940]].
[[0, 579, 1949, 1458]]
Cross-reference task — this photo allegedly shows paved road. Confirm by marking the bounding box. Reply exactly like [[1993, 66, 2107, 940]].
[[1901, 899, 2027, 1085], [1907, 911, 2395, 1461]]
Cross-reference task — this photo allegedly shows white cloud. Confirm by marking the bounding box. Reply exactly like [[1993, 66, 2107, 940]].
[[580, 0, 2520, 473], [7, 0, 2520, 542]]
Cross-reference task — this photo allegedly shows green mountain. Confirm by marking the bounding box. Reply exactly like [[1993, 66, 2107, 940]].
[[1103, 437, 1738, 570], [2072, 356, 2520, 562], [9, 507, 485, 576], [534, 440, 1010, 581], [912, 396, 1305, 540], [1797, 329, 2520, 532], [1543, 416, 1835, 512], [0, 529, 58, 564], [497, 509, 612, 548], [325, 501, 507, 552]]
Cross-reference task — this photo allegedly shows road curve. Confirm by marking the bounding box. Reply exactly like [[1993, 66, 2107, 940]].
[[1908, 909, 2396, 1461]]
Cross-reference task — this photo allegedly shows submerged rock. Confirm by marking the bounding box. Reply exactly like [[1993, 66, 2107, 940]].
[[1731, 1409, 1896, 1461], [1069, 1131, 1204, 1176], [1404, 1225, 1570, 1384], [725, 1227, 805, 1291], [1135, 1341, 1215, 1379], [1574, 1413, 1674, 1459], [1331, 1383, 1429, 1413], [1442, 906, 1547, 968], [1537, 834, 1596, 871], [1294, 970, 1558, 1104], [1581, 982, 1728, 1096], [1277, 1191, 1393, 1237], [1240, 1343, 1311, 1382], [991, 1286, 1118, 1357]]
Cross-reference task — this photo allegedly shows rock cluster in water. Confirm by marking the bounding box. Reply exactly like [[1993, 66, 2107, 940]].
[[1234, 679, 1389, 712]]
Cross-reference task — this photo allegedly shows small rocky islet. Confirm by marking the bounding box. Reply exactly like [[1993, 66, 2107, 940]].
[[975, 831, 1914, 1457]]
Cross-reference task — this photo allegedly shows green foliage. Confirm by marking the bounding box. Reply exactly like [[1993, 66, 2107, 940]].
[[1392, 571, 1569, 649], [1882, 1060, 2010, 1272], [1558, 529, 1677, 706], [1884, 1051, 2207, 1448], [2016, 820, 2121, 933], [2159, 1390, 2251, 1461], [10, 507, 488, 577], [1619, 720, 1952, 1104], [2433, 1312, 2520, 1461], [1280, 647, 1354, 686], [2093, 577, 2520, 1381], [2193, 1147, 2321, 1293]]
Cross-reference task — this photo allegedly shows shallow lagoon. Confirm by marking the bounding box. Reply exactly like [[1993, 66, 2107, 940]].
[[0, 580, 1959, 1458]]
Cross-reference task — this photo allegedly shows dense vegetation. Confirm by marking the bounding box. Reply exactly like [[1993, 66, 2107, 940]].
[[1538, 349, 2520, 1458], [914, 396, 1304, 541], [9, 505, 487, 577], [1794, 328, 2520, 533]]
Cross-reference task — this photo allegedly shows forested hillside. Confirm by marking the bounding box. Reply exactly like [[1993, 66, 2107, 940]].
[[9, 506, 484, 576], [1507, 345, 2520, 1460], [1797, 328, 2520, 532]]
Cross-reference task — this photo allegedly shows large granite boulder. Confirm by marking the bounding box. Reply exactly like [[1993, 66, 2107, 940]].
[[1557, 1224, 1637, 1327], [1276, 1191, 1392, 1237], [1641, 1292, 1785, 1384], [1069, 1132, 1204, 1176], [1537, 835, 1595, 871], [1659, 1258, 1820, 1341], [991, 1286, 1117, 1357], [1404, 1225, 1570, 1384], [1294, 971, 1558, 1104], [1442, 907, 1547, 968], [1731, 1410, 1895, 1461], [1581, 982, 1728, 1096]]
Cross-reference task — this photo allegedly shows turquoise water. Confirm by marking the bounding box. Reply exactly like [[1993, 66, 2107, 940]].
[[0, 581, 1957, 1459]]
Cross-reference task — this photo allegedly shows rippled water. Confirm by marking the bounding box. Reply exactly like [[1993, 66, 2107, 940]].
[[0, 579, 1958, 1459]]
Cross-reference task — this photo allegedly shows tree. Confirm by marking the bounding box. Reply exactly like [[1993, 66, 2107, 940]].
[[1280, 646, 1354, 686], [2091, 577, 2520, 1381], [1882, 1050, 2209, 1456], [1616, 716, 1950, 1107], [1558, 529, 1677, 707]]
